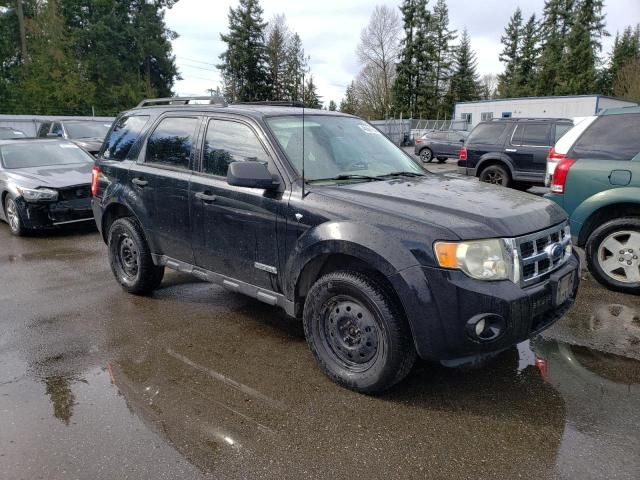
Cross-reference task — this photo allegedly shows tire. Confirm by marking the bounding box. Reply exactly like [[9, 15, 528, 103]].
[[419, 148, 433, 163], [4, 195, 25, 236], [437, 157, 447, 164], [303, 271, 417, 394], [107, 217, 164, 295], [586, 217, 640, 294], [479, 164, 512, 187]]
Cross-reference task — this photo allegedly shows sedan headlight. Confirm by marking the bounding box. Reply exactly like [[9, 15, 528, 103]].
[[434, 239, 512, 281], [17, 186, 58, 202]]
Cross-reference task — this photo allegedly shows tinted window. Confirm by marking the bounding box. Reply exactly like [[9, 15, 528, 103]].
[[37, 122, 51, 137], [64, 121, 111, 140], [102, 115, 150, 161], [50, 123, 63, 136], [0, 128, 26, 139], [554, 123, 572, 142], [570, 114, 640, 161], [512, 124, 551, 146], [203, 120, 269, 177], [466, 123, 508, 144], [0, 142, 93, 169], [447, 132, 466, 142], [145, 117, 198, 170]]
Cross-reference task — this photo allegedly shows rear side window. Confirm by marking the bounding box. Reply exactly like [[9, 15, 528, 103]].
[[554, 123, 572, 142], [466, 123, 507, 144], [145, 117, 198, 170], [511, 124, 551, 146], [102, 115, 150, 160], [202, 120, 269, 177], [570, 114, 640, 161]]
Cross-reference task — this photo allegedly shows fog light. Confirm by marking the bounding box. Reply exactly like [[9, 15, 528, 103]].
[[475, 319, 486, 337], [466, 314, 505, 342]]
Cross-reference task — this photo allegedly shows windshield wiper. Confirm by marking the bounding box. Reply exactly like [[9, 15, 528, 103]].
[[306, 174, 385, 184], [378, 171, 426, 178]]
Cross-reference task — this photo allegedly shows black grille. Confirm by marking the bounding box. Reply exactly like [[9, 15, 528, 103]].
[[58, 185, 91, 200]]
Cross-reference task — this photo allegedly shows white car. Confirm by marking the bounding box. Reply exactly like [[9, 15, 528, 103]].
[[545, 116, 597, 187]]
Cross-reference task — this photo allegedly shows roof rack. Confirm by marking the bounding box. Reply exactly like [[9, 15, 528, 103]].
[[137, 96, 227, 107], [232, 101, 305, 108], [490, 117, 572, 122]]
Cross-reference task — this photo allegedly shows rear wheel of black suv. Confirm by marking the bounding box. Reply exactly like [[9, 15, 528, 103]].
[[303, 271, 417, 394], [586, 217, 640, 295], [479, 164, 512, 187], [108, 217, 164, 295]]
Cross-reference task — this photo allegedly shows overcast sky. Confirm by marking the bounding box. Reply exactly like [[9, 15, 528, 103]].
[[166, 0, 640, 105]]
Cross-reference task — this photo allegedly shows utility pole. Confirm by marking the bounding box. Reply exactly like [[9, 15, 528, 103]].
[[16, 0, 27, 62], [206, 88, 216, 97]]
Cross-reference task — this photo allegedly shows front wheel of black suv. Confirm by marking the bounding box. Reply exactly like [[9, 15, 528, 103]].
[[586, 217, 640, 295], [303, 271, 417, 394], [479, 164, 512, 187], [108, 217, 164, 295]]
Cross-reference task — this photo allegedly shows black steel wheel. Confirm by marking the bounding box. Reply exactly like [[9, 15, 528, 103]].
[[108, 217, 164, 295], [419, 148, 433, 163], [303, 271, 416, 394], [479, 164, 512, 187]]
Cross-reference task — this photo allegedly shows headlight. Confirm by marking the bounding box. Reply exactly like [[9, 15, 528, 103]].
[[17, 186, 58, 202], [434, 239, 512, 281]]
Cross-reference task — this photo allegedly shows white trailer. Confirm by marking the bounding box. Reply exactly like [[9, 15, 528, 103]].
[[454, 95, 637, 128]]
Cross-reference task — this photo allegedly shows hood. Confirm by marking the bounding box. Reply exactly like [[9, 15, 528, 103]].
[[7, 163, 93, 189], [313, 174, 567, 239], [70, 138, 103, 153]]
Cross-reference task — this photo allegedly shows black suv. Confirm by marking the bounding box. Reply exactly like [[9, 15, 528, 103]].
[[458, 118, 573, 188], [92, 98, 580, 393]]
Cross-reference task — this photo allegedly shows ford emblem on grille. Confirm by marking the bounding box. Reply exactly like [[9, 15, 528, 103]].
[[546, 243, 564, 259]]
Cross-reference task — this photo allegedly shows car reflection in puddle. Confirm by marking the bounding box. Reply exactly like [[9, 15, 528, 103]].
[[104, 331, 640, 480]]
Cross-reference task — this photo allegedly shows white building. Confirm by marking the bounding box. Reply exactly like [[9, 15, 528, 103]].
[[454, 95, 637, 129]]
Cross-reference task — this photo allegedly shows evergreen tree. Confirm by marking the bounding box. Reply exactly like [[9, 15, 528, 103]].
[[393, 0, 421, 117], [497, 7, 523, 98], [339, 81, 359, 114], [559, 0, 607, 94], [601, 25, 640, 94], [218, 0, 269, 102], [514, 14, 540, 96], [283, 32, 307, 102], [444, 29, 481, 113], [429, 0, 456, 117], [536, 0, 574, 95], [302, 75, 321, 108], [265, 14, 290, 101], [328, 100, 337, 111]]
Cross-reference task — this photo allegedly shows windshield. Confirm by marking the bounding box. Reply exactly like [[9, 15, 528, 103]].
[[266, 115, 423, 182], [64, 122, 111, 139], [0, 142, 94, 169], [0, 128, 27, 139]]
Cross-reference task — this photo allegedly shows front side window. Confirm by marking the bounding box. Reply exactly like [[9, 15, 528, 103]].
[[102, 115, 150, 161], [203, 120, 270, 177], [266, 115, 423, 181], [145, 117, 198, 170], [570, 114, 640, 161], [512, 124, 551, 146], [37, 122, 51, 137], [64, 121, 111, 140], [50, 123, 63, 137]]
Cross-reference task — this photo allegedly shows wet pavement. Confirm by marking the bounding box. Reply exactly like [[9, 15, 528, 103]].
[[1, 223, 639, 479]]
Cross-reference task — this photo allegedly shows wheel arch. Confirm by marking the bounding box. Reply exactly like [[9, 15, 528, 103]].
[[576, 200, 640, 247], [475, 154, 515, 178], [101, 201, 143, 244]]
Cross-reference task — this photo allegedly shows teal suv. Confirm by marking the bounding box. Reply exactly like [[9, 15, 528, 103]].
[[546, 106, 640, 294]]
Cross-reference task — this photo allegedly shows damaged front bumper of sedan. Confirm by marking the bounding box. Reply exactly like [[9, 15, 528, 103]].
[[15, 185, 94, 228]]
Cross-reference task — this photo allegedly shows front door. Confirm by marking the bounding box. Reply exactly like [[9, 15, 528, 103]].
[[129, 115, 200, 263], [190, 117, 284, 290]]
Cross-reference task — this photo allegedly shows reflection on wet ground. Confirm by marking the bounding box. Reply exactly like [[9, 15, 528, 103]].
[[0, 226, 639, 479]]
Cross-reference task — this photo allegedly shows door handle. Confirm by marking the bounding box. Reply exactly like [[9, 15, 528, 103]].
[[505, 148, 517, 153], [131, 177, 148, 187], [195, 192, 217, 202]]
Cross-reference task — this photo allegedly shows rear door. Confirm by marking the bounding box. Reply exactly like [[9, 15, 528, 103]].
[[508, 122, 552, 175], [129, 115, 200, 263], [563, 113, 640, 215], [447, 132, 466, 156], [190, 116, 285, 290]]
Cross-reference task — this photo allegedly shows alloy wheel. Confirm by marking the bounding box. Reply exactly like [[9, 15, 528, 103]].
[[597, 230, 640, 283], [6, 198, 20, 233]]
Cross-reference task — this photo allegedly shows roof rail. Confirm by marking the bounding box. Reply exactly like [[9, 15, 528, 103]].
[[232, 101, 305, 108], [490, 117, 572, 122], [137, 96, 227, 107]]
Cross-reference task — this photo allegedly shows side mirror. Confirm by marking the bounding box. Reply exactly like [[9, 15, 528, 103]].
[[227, 161, 280, 190]]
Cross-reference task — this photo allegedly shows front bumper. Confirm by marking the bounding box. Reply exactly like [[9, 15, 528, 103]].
[[16, 197, 94, 229], [389, 254, 580, 361]]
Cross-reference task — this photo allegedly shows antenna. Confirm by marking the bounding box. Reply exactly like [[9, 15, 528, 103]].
[[301, 73, 306, 199]]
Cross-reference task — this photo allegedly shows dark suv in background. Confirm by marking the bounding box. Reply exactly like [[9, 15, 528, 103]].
[[92, 98, 579, 393], [458, 118, 573, 189], [37, 119, 112, 154]]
